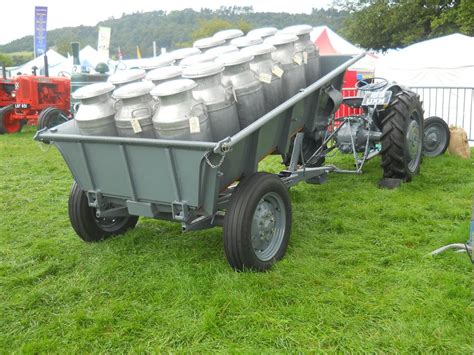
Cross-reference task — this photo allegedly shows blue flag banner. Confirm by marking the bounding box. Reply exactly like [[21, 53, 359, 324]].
[[34, 6, 48, 57]]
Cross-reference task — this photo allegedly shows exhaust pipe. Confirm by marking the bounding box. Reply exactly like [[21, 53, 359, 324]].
[[44, 55, 49, 77], [71, 42, 81, 73], [2, 64, 6, 79]]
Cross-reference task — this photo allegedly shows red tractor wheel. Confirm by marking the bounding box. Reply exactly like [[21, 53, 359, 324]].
[[0, 105, 22, 134]]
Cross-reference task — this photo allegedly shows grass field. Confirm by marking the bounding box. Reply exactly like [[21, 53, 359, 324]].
[[1, 127, 472, 353]]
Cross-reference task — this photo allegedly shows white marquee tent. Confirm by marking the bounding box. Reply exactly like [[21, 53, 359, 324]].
[[376, 33, 474, 140]]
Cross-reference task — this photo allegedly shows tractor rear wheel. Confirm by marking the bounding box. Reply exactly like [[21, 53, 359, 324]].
[[0, 105, 22, 134], [379, 91, 424, 181], [223, 173, 292, 272], [68, 181, 139, 242], [37, 107, 69, 131]]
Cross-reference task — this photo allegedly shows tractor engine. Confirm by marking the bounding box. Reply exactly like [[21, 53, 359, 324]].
[[335, 116, 381, 153]]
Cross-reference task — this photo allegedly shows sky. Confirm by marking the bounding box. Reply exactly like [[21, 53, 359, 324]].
[[1, 0, 333, 45]]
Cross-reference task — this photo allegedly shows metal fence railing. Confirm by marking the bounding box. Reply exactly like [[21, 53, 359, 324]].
[[337, 86, 474, 142], [410, 86, 473, 142]]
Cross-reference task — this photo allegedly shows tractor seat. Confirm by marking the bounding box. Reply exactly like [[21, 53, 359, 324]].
[[343, 96, 363, 108]]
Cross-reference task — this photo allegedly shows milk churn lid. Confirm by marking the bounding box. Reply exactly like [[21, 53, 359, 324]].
[[182, 62, 224, 79], [179, 53, 218, 68], [215, 51, 254, 66], [72, 82, 115, 100], [146, 66, 183, 81], [112, 81, 155, 99], [170, 47, 201, 60], [213, 29, 244, 41], [241, 43, 276, 57], [206, 45, 239, 56], [151, 78, 197, 97], [139, 54, 175, 70], [264, 33, 299, 46], [281, 24, 313, 36], [230, 36, 263, 48], [193, 37, 226, 50], [247, 27, 278, 38], [107, 68, 146, 85]]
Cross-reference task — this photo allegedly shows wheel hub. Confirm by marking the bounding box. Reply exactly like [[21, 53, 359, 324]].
[[406, 120, 420, 161], [251, 192, 286, 262]]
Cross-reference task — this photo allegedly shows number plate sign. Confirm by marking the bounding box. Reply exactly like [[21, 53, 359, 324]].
[[361, 91, 392, 107], [14, 103, 29, 109]]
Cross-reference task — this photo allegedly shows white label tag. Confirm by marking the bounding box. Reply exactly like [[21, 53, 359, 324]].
[[131, 118, 142, 134], [293, 53, 303, 66], [189, 116, 201, 134], [259, 73, 272, 84], [303, 51, 308, 65], [272, 66, 284, 78]]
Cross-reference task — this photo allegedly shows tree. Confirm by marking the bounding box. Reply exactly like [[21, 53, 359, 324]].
[[0, 53, 13, 67], [338, 0, 474, 51]]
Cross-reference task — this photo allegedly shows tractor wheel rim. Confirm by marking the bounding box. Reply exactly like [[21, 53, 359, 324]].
[[2, 110, 21, 133], [406, 111, 422, 172], [424, 122, 448, 156], [251, 192, 286, 262]]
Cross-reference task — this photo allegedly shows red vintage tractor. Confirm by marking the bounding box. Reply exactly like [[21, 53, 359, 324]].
[[0, 59, 71, 134]]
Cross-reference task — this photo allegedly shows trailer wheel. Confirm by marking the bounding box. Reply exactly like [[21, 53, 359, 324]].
[[379, 91, 424, 181], [223, 173, 292, 272], [0, 105, 22, 134], [37, 107, 69, 132], [423, 116, 450, 157], [68, 181, 138, 242]]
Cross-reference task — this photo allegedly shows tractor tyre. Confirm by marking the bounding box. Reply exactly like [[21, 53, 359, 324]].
[[379, 91, 424, 182], [0, 105, 22, 134], [223, 173, 292, 272], [37, 107, 69, 132], [423, 116, 450, 157], [68, 181, 139, 243]]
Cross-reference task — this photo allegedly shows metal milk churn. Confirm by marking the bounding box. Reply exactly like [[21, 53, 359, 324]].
[[146, 66, 183, 86], [72, 82, 117, 136], [151, 79, 212, 142], [230, 36, 263, 49], [282, 24, 320, 86], [112, 81, 156, 139], [216, 52, 266, 129], [265, 33, 306, 101], [107, 69, 146, 88], [179, 53, 218, 68], [213, 29, 244, 45], [183, 62, 240, 141], [206, 45, 239, 57], [139, 54, 175, 72], [193, 37, 226, 53], [170, 47, 201, 65], [247, 27, 278, 40], [241, 44, 284, 112]]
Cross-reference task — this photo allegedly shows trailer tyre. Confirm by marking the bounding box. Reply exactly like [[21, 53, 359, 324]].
[[379, 91, 424, 181], [223, 173, 292, 272], [37, 107, 69, 135], [68, 181, 138, 242]]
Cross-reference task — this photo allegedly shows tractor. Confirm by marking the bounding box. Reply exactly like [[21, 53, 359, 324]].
[[285, 77, 426, 186], [0, 57, 71, 134], [0, 66, 15, 109]]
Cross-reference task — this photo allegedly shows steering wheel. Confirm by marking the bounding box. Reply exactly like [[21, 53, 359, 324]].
[[356, 77, 388, 91], [57, 71, 71, 78]]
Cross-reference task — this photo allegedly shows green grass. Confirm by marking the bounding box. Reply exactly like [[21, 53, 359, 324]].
[[1, 127, 473, 353]]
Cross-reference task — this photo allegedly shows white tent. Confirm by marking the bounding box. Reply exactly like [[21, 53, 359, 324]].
[[15, 49, 66, 75], [375, 33, 474, 87], [376, 33, 474, 140]]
